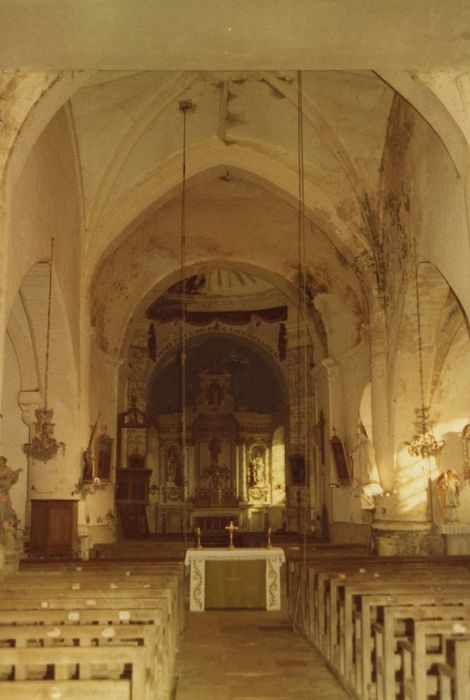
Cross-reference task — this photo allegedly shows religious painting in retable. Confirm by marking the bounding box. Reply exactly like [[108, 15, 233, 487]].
[[95, 435, 113, 480], [330, 434, 350, 485]]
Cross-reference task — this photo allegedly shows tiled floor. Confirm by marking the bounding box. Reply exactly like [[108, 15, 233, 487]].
[[173, 609, 350, 699]]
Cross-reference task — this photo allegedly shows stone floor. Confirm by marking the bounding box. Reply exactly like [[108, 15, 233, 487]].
[[173, 609, 350, 699]]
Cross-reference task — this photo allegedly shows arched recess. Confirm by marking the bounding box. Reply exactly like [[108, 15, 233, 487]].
[[376, 70, 469, 178], [390, 261, 470, 516], [86, 145, 373, 293], [8, 261, 83, 503], [428, 292, 470, 523], [90, 177, 365, 360], [146, 331, 290, 419], [125, 330, 292, 534], [120, 259, 319, 356], [1, 72, 92, 204]]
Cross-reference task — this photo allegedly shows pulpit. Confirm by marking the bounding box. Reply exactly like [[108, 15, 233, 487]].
[[116, 468, 152, 538], [184, 547, 285, 611]]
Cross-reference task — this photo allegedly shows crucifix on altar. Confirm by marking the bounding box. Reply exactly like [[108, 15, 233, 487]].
[[225, 520, 238, 549]]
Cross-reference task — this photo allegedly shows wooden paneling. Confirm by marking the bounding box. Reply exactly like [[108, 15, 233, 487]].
[[30, 500, 78, 558]]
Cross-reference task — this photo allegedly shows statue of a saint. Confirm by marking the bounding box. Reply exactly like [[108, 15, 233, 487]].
[[0, 457, 21, 550], [166, 451, 178, 485], [249, 454, 265, 486], [437, 469, 460, 522], [349, 423, 372, 484], [82, 449, 94, 482], [348, 421, 383, 507]]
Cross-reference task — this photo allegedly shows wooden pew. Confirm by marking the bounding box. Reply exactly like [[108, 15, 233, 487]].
[[13, 562, 185, 631], [0, 680, 130, 699], [0, 563, 185, 700], [0, 647, 146, 699], [290, 555, 470, 657], [331, 575, 470, 682], [0, 622, 161, 699], [437, 636, 470, 700], [359, 597, 470, 700], [287, 554, 470, 699], [399, 619, 470, 700]]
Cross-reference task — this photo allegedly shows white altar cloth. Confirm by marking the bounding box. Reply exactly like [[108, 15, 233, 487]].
[[184, 547, 286, 612]]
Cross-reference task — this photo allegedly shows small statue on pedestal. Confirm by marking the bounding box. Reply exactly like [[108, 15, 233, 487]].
[[437, 469, 460, 522]]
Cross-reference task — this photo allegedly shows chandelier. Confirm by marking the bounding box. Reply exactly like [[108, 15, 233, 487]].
[[23, 239, 65, 462], [406, 242, 444, 459], [406, 406, 445, 458]]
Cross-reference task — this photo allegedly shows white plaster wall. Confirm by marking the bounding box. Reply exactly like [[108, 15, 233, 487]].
[[7, 107, 82, 341], [414, 119, 470, 323], [5, 106, 84, 468]]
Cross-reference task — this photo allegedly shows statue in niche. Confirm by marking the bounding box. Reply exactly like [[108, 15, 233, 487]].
[[349, 422, 376, 486], [0, 457, 21, 552], [437, 469, 460, 522], [166, 446, 180, 486], [248, 447, 265, 487], [348, 421, 383, 505]]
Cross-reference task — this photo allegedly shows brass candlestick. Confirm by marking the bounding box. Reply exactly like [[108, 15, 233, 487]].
[[195, 527, 203, 550], [225, 520, 239, 550], [266, 526, 272, 549]]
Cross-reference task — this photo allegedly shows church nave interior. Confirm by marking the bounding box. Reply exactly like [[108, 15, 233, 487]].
[[1, 3, 470, 698]]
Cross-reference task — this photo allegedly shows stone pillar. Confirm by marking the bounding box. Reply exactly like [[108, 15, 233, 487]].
[[239, 443, 247, 502], [369, 309, 394, 491], [353, 251, 394, 492], [185, 443, 195, 500], [234, 442, 240, 500], [284, 316, 311, 457], [90, 345, 123, 447]]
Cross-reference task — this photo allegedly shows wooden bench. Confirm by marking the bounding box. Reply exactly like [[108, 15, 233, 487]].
[[0, 563, 185, 700], [287, 554, 470, 699], [0, 622, 162, 698], [331, 575, 470, 681], [358, 597, 470, 700], [437, 636, 470, 700], [400, 618, 470, 700], [0, 646, 147, 699]]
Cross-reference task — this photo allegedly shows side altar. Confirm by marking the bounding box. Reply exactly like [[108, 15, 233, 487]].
[[184, 546, 286, 612]]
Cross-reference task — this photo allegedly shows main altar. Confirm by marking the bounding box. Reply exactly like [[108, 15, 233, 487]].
[[184, 546, 286, 612], [118, 351, 287, 536]]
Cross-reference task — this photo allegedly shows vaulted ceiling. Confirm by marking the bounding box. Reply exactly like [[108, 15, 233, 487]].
[[3, 3, 470, 363]]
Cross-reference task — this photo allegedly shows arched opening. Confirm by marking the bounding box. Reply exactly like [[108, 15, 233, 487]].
[[113, 266, 312, 539]]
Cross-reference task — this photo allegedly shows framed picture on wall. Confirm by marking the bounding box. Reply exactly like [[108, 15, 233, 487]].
[[330, 433, 350, 485], [95, 435, 113, 480], [290, 454, 305, 486]]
